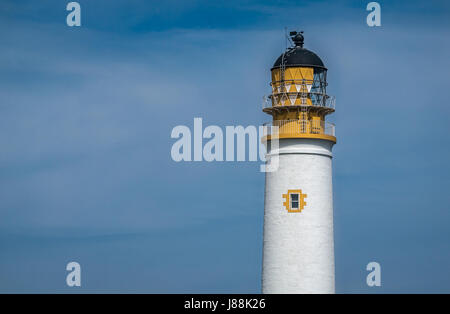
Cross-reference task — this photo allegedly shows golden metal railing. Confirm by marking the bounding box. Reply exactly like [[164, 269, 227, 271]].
[[263, 119, 335, 137]]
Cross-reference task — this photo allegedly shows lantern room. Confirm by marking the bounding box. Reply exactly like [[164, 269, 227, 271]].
[[263, 31, 336, 142]]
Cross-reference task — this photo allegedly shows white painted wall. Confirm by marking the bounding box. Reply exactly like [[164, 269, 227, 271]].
[[262, 138, 335, 294]]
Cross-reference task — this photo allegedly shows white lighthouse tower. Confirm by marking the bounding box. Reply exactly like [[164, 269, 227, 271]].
[[262, 31, 336, 294]]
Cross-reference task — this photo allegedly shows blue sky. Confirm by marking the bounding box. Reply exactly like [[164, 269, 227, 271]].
[[0, 0, 450, 293]]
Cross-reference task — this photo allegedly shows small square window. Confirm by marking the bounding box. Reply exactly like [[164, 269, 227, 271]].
[[290, 193, 299, 209]]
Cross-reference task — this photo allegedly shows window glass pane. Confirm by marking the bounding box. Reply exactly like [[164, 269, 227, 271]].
[[291, 193, 300, 209]]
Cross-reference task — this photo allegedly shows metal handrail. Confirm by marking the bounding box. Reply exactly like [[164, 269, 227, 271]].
[[263, 93, 335, 110], [270, 79, 328, 88], [263, 119, 335, 137]]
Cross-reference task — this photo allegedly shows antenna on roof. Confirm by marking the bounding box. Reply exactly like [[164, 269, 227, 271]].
[[284, 27, 293, 50]]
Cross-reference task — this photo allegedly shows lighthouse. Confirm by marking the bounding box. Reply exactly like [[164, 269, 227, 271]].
[[262, 31, 336, 294]]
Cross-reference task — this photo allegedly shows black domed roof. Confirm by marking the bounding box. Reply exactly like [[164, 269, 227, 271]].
[[272, 31, 326, 71], [273, 47, 325, 69]]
